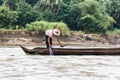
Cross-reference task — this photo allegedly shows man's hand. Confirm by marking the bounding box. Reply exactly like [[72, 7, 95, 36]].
[[60, 45, 64, 47]]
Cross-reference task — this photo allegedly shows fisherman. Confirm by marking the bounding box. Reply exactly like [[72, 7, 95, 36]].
[[45, 28, 64, 48]]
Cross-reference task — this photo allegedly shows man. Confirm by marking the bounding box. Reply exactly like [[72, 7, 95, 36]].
[[45, 28, 63, 48]]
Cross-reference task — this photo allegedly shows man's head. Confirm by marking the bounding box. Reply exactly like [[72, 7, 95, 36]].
[[53, 29, 61, 36]]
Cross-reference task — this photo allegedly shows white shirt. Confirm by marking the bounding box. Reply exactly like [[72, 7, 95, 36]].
[[45, 30, 53, 38]]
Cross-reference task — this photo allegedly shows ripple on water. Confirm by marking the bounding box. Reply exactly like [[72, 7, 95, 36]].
[[0, 47, 120, 80]]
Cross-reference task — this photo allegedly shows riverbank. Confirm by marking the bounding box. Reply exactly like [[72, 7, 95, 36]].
[[0, 30, 120, 47]]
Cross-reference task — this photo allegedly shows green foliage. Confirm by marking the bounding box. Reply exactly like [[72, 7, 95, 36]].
[[63, 0, 70, 4], [106, 28, 120, 36], [26, 24, 33, 31], [55, 22, 70, 36], [0, 0, 3, 5], [25, 0, 38, 6], [70, 0, 83, 5], [34, 1, 70, 24], [56, 3, 70, 23], [26, 21, 51, 33], [69, 0, 115, 33], [0, 6, 18, 29], [34, 0, 63, 13], [26, 21, 70, 36], [16, 2, 41, 28], [0, 0, 118, 35], [3, 0, 21, 10], [42, 9, 57, 22], [99, 0, 120, 28]]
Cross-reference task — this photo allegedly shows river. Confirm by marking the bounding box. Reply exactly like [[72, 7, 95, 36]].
[[0, 46, 120, 80]]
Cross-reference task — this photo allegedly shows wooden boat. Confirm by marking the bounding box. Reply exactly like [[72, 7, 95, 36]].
[[20, 45, 120, 55]]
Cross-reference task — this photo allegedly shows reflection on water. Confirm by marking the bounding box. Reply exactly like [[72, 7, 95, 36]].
[[0, 47, 120, 80]]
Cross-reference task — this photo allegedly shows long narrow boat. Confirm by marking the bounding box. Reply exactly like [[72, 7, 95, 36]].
[[20, 45, 120, 55]]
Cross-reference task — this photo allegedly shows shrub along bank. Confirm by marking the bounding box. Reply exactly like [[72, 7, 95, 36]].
[[26, 21, 71, 36]]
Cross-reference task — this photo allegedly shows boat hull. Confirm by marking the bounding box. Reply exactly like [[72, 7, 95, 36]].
[[20, 45, 120, 55]]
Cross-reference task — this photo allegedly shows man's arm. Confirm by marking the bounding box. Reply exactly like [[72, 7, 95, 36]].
[[56, 36, 64, 47]]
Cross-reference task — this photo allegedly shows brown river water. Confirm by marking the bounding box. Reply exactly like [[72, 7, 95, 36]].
[[0, 46, 120, 80]]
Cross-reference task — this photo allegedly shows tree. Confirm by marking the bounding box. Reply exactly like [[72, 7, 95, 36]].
[[70, 0, 84, 5], [34, 0, 62, 13], [16, 2, 41, 27], [3, 0, 21, 10], [0, 0, 3, 5], [99, 0, 120, 28], [25, 0, 39, 6], [56, 3, 70, 23], [62, 0, 70, 4], [69, 0, 115, 33], [0, 6, 18, 29]]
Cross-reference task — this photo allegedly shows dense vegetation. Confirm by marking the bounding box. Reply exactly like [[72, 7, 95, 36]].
[[0, 0, 120, 35]]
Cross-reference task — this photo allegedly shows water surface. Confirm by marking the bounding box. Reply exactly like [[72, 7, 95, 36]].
[[0, 47, 120, 80]]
